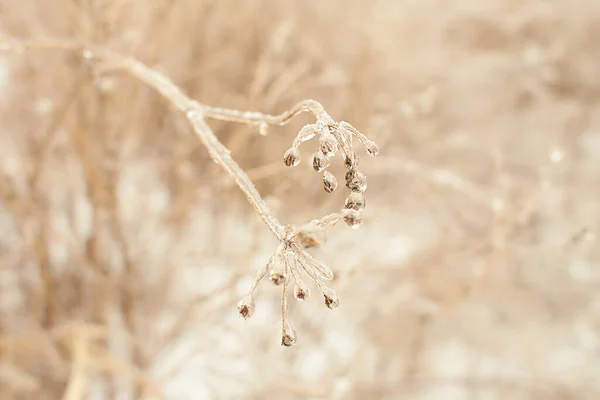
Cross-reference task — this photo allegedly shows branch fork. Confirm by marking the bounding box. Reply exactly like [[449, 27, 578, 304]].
[[0, 37, 380, 346]]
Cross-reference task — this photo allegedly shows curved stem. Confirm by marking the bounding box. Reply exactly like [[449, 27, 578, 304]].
[[0, 38, 286, 239], [186, 111, 284, 238], [202, 99, 329, 127]]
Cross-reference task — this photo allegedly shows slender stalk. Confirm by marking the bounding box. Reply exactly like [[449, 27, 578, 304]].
[[0, 38, 292, 239], [202, 99, 329, 127]]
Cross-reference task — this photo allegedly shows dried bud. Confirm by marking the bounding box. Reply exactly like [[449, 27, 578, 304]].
[[320, 134, 337, 156], [270, 257, 287, 285], [237, 295, 255, 319], [365, 141, 380, 156], [345, 169, 367, 192], [342, 209, 362, 229], [294, 282, 311, 301], [281, 322, 297, 347], [321, 286, 340, 309], [283, 147, 300, 167], [312, 151, 330, 173], [323, 171, 338, 193], [345, 191, 366, 211], [296, 230, 326, 249], [270, 270, 286, 285], [344, 153, 358, 169]]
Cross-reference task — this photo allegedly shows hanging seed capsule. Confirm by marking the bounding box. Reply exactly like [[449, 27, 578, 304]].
[[237, 295, 255, 319], [365, 141, 380, 156], [281, 321, 297, 346], [345, 169, 367, 192], [294, 282, 310, 301], [270, 258, 287, 285], [321, 286, 340, 309], [320, 134, 338, 156], [295, 230, 326, 249], [312, 151, 330, 172], [270, 271, 286, 285], [344, 153, 358, 169], [283, 148, 300, 167], [342, 209, 362, 229], [323, 171, 338, 193], [344, 191, 366, 211]]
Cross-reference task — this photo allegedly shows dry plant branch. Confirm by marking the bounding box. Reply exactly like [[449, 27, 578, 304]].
[[0, 37, 379, 346]]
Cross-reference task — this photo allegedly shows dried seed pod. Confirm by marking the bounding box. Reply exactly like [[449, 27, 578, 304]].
[[270, 271, 286, 285], [345, 191, 366, 211], [344, 153, 358, 169], [294, 282, 310, 301], [237, 295, 255, 319], [320, 134, 338, 156], [295, 230, 326, 249], [342, 209, 362, 229], [312, 151, 330, 173], [323, 171, 338, 193], [270, 259, 287, 285], [281, 322, 297, 347], [283, 147, 300, 167], [345, 169, 367, 192], [365, 141, 380, 156], [321, 286, 340, 309]]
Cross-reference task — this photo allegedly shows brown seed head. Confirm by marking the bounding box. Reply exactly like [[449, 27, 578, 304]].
[[344, 153, 358, 169], [312, 151, 330, 173], [345, 191, 366, 211], [345, 169, 367, 192], [294, 284, 310, 301], [295, 230, 325, 249], [323, 171, 338, 193], [342, 209, 362, 229], [321, 286, 340, 309], [270, 270, 286, 285], [283, 147, 300, 167], [365, 140, 380, 156], [281, 323, 297, 347], [237, 295, 255, 319], [320, 134, 338, 156]]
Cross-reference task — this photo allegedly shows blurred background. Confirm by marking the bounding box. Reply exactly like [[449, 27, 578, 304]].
[[1, 0, 600, 399]]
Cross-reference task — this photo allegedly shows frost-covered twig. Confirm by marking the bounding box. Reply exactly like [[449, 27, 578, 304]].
[[0, 37, 379, 346]]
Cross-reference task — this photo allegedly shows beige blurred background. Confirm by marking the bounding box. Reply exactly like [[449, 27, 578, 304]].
[[1, 0, 600, 399]]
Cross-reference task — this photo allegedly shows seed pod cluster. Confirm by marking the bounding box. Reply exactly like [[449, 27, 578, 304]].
[[244, 113, 379, 346], [237, 241, 343, 346], [282, 120, 378, 216]]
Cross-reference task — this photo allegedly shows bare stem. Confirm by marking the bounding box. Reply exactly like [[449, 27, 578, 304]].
[[0, 38, 289, 239], [202, 99, 329, 127]]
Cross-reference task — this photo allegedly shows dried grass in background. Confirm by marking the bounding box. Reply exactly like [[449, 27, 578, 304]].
[[1, 0, 600, 399]]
